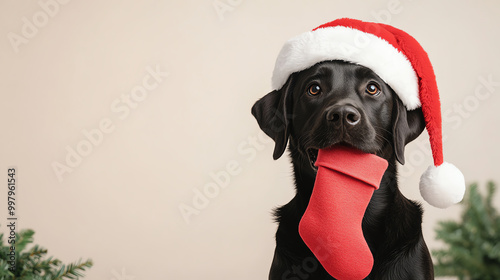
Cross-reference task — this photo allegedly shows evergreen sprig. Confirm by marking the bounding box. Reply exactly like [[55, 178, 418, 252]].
[[0, 229, 92, 280], [433, 181, 500, 280]]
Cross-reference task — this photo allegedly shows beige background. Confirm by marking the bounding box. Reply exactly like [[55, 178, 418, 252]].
[[1, 0, 499, 279]]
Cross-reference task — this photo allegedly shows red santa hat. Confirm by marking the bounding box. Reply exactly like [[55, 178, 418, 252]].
[[272, 18, 465, 208]]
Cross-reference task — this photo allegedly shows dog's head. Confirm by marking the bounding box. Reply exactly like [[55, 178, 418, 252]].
[[252, 60, 426, 172]]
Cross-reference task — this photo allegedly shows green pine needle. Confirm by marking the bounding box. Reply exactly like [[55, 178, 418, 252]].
[[433, 181, 500, 280], [14, 230, 35, 254], [52, 259, 93, 280], [0, 229, 93, 279]]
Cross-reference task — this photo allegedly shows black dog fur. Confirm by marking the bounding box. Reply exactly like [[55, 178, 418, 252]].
[[252, 61, 434, 279]]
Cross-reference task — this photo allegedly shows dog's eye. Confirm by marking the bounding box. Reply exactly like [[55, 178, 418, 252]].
[[366, 83, 380, 95], [308, 84, 321, 96]]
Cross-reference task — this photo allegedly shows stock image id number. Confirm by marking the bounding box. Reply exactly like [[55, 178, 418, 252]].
[[8, 168, 16, 216]]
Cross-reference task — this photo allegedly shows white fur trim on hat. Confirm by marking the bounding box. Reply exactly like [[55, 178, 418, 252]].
[[271, 26, 421, 110], [419, 162, 466, 209]]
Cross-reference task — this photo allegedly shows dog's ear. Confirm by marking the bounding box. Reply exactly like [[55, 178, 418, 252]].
[[251, 76, 294, 160], [392, 96, 426, 165]]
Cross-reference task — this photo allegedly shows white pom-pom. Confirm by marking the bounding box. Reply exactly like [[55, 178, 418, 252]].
[[419, 162, 466, 209]]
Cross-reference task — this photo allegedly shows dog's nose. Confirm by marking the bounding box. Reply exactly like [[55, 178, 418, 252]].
[[326, 105, 361, 126]]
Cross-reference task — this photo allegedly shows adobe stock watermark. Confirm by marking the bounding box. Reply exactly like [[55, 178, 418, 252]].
[[399, 74, 499, 177], [281, 257, 319, 280], [212, 0, 243, 21], [110, 267, 135, 280], [369, 0, 413, 25], [280, 235, 339, 279], [343, 0, 413, 52], [178, 130, 273, 224], [442, 75, 498, 130], [51, 65, 169, 183], [7, 0, 72, 53]]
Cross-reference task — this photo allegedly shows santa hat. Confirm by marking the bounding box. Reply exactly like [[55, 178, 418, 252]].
[[272, 18, 465, 208]]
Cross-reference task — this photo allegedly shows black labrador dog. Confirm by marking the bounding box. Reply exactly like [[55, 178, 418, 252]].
[[252, 60, 434, 279]]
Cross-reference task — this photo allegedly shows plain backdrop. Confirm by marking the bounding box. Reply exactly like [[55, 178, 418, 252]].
[[1, 0, 499, 279]]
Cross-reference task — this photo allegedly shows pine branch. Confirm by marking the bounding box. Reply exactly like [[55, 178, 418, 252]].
[[52, 259, 93, 280], [0, 228, 93, 279], [29, 245, 48, 258], [25, 256, 62, 278], [0, 259, 15, 278], [433, 182, 500, 280], [14, 229, 35, 254], [485, 181, 496, 217]]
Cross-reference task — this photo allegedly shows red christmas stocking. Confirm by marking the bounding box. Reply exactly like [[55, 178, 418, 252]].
[[298, 146, 388, 280]]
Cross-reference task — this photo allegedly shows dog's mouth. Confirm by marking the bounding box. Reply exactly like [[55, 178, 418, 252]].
[[307, 148, 319, 172], [306, 142, 371, 172]]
